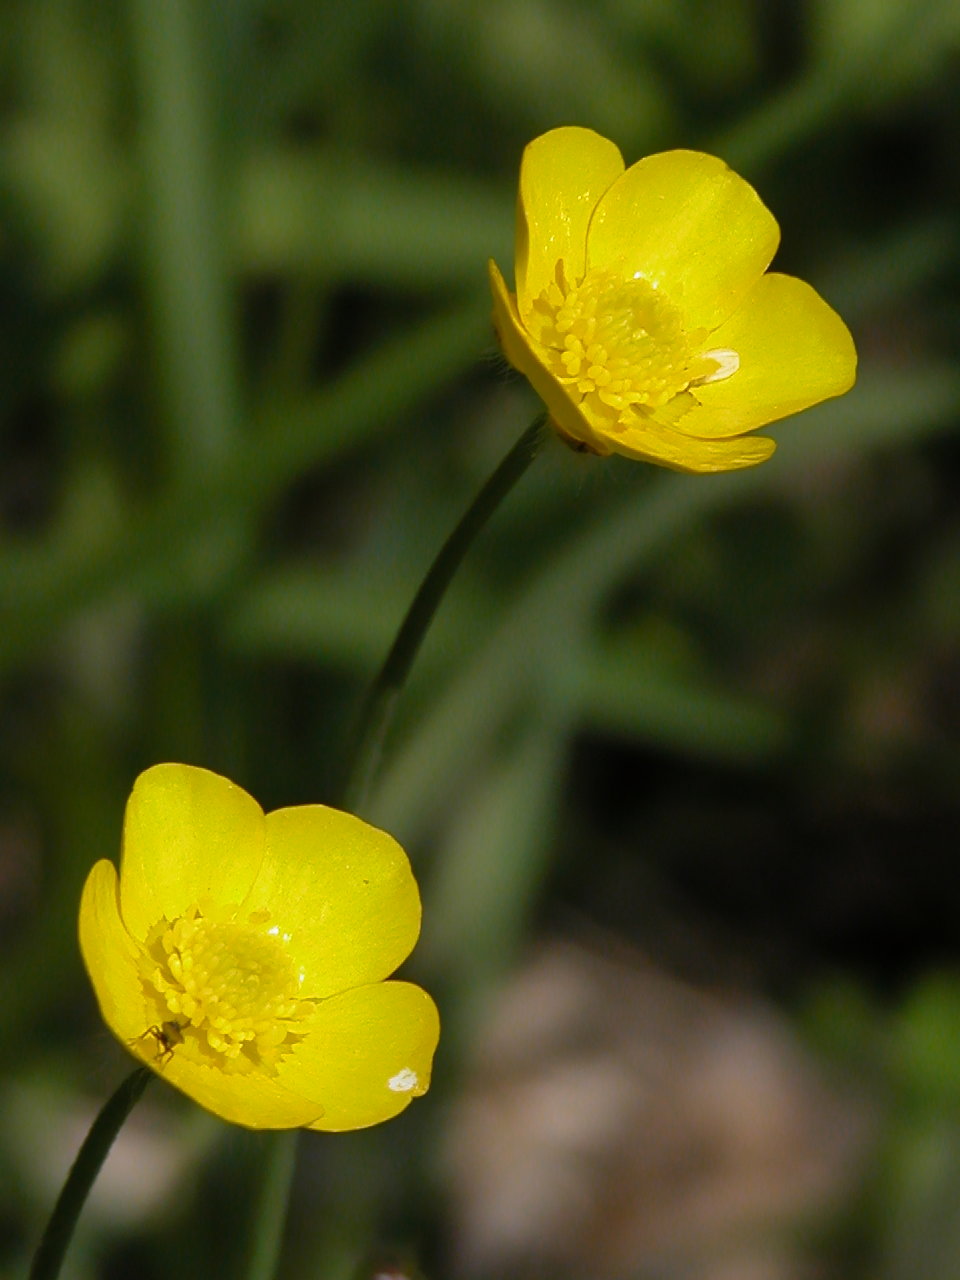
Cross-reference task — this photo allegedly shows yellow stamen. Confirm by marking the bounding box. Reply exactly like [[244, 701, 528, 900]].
[[136, 907, 313, 1075], [527, 264, 733, 427]]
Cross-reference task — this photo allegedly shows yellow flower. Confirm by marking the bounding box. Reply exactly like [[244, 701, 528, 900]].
[[79, 763, 439, 1131], [490, 127, 856, 473]]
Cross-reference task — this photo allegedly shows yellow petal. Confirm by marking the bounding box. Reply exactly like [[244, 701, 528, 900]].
[[276, 982, 440, 1132], [240, 805, 422, 999], [675, 272, 857, 438], [148, 1056, 322, 1129], [515, 126, 624, 321], [490, 259, 608, 453], [119, 764, 266, 941], [78, 859, 145, 1044], [586, 150, 780, 332], [606, 416, 777, 473]]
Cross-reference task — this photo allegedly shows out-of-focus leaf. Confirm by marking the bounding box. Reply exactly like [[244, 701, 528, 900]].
[[581, 641, 788, 763], [236, 148, 511, 288], [0, 120, 127, 289], [718, 0, 960, 170], [422, 702, 572, 1040], [0, 295, 491, 670]]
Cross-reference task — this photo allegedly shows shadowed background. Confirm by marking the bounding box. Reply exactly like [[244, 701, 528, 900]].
[[3, 1, 960, 1277]]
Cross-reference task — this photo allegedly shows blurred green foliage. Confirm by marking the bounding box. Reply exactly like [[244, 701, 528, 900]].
[[4, 0, 960, 1277]]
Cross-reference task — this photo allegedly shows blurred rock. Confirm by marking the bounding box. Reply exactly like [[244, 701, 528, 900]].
[[444, 937, 872, 1280]]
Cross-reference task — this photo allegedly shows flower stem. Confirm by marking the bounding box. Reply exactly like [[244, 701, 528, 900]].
[[243, 1130, 298, 1280], [340, 410, 552, 812], [29, 1068, 152, 1280]]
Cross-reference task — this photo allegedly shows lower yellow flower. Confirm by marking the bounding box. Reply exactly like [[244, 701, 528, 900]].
[[490, 127, 857, 473], [79, 764, 439, 1131]]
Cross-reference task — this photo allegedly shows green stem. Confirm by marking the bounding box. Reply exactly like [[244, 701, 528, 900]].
[[29, 1068, 152, 1280], [340, 411, 552, 812], [243, 1131, 298, 1280], [243, 412, 552, 1280]]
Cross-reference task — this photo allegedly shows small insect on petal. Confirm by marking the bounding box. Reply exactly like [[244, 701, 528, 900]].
[[132, 1019, 185, 1066]]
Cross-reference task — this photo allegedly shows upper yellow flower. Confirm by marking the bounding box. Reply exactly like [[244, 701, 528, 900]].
[[79, 763, 439, 1131], [490, 127, 856, 473]]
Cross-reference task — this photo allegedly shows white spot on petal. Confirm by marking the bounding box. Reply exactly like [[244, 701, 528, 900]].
[[388, 1068, 419, 1093], [698, 348, 740, 384]]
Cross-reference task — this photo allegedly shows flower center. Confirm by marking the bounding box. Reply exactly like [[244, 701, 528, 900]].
[[136, 908, 313, 1075], [528, 264, 734, 425]]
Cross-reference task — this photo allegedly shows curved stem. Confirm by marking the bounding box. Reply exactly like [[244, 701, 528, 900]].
[[29, 1068, 152, 1280], [340, 411, 552, 811]]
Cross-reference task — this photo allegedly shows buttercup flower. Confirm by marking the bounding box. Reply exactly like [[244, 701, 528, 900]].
[[490, 127, 856, 473], [79, 763, 439, 1131]]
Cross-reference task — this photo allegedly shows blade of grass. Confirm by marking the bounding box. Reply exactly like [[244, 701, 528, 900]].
[[128, 0, 240, 471]]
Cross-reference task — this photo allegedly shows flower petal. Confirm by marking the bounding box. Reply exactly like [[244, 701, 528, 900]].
[[276, 981, 440, 1132], [490, 259, 607, 452], [675, 272, 857, 438], [515, 126, 624, 321], [606, 416, 777, 473], [155, 1057, 323, 1129], [240, 805, 422, 999], [586, 150, 780, 332], [119, 764, 266, 942], [78, 859, 145, 1044]]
